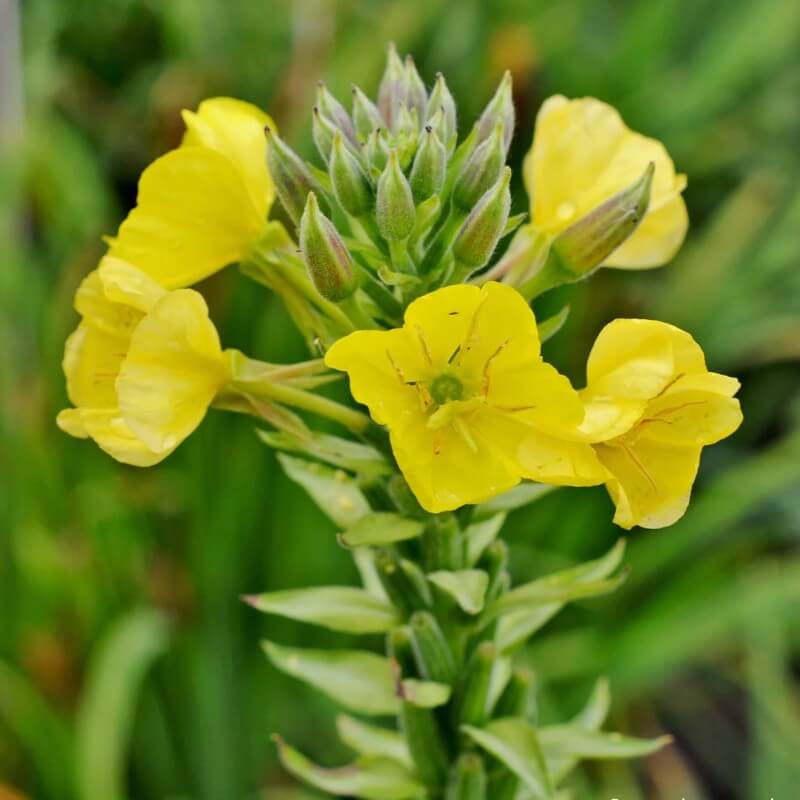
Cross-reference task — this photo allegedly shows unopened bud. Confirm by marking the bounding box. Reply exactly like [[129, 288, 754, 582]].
[[446, 754, 487, 800], [376, 150, 415, 241], [351, 85, 384, 140], [426, 73, 457, 147], [409, 125, 446, 203], [299, 192, 357, 301], [265, 126, 325, 226], [476, 71, 514, 153], [316, 82, 357, 145], [377, 42, 406, 130], [312, 105, 338, 164], [404, 55, 428, 122], [452, 120, 505, 211], [394, 104, 420, 170], [426, 107, 448, 150], [365, 128, 391, 175], [551, 162, 654, 277], [453, 166, 512, 273], [330, 131, 373, 217]]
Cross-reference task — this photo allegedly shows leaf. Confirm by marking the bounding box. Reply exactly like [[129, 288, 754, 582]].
[[278, 453, 371, 527], [263, 641, 399, 716], [275, 737, 424, 799], [462, 718, 555, 799], [465, 512, 506, 566], [245, 586, 399, 634], [537, 305, 571, 343], [503, 212, 528, 237], [340, 512, 426, 548], [400, 678, 451, 708], [76, 610, 170, 800], [538, 726, 671, 760], [353, 547, 391, 601], [428, 569, 489, 615], [474, 483, 556, 517], [336, 715, 412, 767]]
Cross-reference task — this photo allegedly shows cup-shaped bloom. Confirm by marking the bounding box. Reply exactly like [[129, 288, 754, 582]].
[[325, 282, 606, 513], [577, 319, 742, 529], [57, 260, 228, 465], [523, 96, 688, 269], [106, 98, 275, 289]]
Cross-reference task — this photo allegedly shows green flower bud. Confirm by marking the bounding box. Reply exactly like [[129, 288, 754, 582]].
[[316, 81, 357, 145], [409, 610, 458, 684], [264, 126, 325, 226], [426, 107, 448, 149], [476, 70, 514, 153], [394, 103, 420, 170], [365, 127, 391, 175], [409, 125, 446, 203], [452, 642, 497, 727], [452, 120, 505, 212], [299, 192, 357, 301], [404, 54, 428, 122], [377, 42, 406, 130], [494, 666, 536, 720], [453, 166, 512, 273], [312, 105, 338, 164], [351, 84, 384, 140], [376, 149, 415, 240], [330, 130, 373, 217], [446, 753, 487, 800], [426, 72, 457, 147]]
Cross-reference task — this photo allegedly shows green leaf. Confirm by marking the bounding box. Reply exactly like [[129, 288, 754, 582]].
[[474, 483, 556, 517], [277, 453, 371, 527], [336, 714, 412, 767], [340, 512, 426, 548], [400, 678, 451, 708], [502, 211, 528, 238], [497, 606, 563, 652], [428, 569, 489, 615], [465, 512, 506, 566], [538, 726, 671, 760], [275, 737, 424, 799], [537, 305, 571, 343], [353, 547, 392, 601], [245, 586, 399, 633], [462, 718, 555, 799], [263, 641, 399, 716], [76, 610, 170, 800]]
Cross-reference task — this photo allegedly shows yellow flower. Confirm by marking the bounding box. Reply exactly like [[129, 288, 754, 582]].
[[523, 96, 688, 269], [325, 282, 607, 513], [577, 319, 742, 529], [57, 259, 228, 465], [106, 97, 275, 288]]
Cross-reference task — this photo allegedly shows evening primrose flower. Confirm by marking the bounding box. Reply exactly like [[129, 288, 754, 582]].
[[523, 96, 688, 269], [57, 259, 228, 465], [577, 319, 742, 529], [106, 98, 275, 288], [325, 282, 606, 513]]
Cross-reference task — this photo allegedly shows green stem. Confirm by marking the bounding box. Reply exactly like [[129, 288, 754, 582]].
[[388, 237, 417, 274]]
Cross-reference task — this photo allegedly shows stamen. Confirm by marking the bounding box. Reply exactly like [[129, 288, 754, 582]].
[[432, 430, 442, 456], [482, 338, 510, 396], [495, 404, 538, 413], [620, 442, 658, 493], [447, 344, 461, 364], [415, 325, 433, 366], [458, 294, 488, 361], [385, 349, 405, 383], [653, 372, 685, 398]]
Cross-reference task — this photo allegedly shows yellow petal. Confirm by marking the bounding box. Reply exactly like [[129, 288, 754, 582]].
[[576, 390, 647, 443], [62, 323, 128, 408], [595, 439, 701, 529], [78, 409, 171, 467], [56, 408, 89, 439], [639, 390, 742, 447], [108, 146, 266, 288], [74, 270, 144, 339], [524, 96, 687, 269], [98, 256, 166, 312], [324, 328, 425, 427], [181, 97, 275, 221], [117, 290, 227, 454]]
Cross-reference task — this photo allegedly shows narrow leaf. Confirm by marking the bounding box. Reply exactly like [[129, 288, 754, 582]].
[[340, 512, 425, 548], [263, 641, 399, 716], [465, 512, 506, 566], [246, 586, 399, 634], [538, 726, 671, 760], [400, 678, 451, 708], [275, 737, 424, 799], [428, 569, 489, 615], [336, 714, 412, 767], [278, 453, 370, 527], [537, 305, 571, 343]]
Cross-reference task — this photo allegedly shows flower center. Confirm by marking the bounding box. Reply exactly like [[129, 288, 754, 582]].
[[429, 373, 464, 405]]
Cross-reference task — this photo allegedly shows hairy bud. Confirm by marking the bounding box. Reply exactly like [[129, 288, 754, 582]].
[[376, 150, 415, 240], [394, 103, 420, 170], [312, 105, 338, 164], [475, 71, 514, 153], [316, 81, 357, 145], [365, 127, 391, 175], [404, 55, 428, 122], [409, 125, 446, 203], [377, 42, 406, 130], [351, 85, 384, 140], [426, 73, 457, 148], [330, 131, 373, 217], [299, 192, 357, 301], [452, 120, 505, 212]]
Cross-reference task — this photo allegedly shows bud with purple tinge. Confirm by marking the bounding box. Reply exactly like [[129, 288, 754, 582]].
[[376, 150, 415, 241]]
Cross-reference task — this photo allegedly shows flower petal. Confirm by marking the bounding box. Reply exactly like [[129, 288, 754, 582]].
[[117, 290, 227, 454], [639, 390, 742, 447], [74, 270, 144, 339], [98, 256, 166, 313], [78, 409, 170, 467], [63, 323, 128, 408]]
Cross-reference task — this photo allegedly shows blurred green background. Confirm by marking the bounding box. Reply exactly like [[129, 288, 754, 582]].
[[1, 0, 799, 798]]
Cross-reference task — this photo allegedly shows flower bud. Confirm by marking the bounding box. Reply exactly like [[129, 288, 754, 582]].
[[451, 119, 505, 212], [452, 642, 497, 727], [311, 105, 338, 164], [475, 70, 514, 153], [551, 162, 654, 277], [376, 150, 415, 240], [394, 103, 420, 170], [377, 42, 406, 130], [404, 54, 428, 122], [265, 126, 325, 226], [446, 754, 487, 800], [299, 192, 357, 301], [330, 131, 373, 217], [409, 125, 446, 203], [426, 72, 457, 147], [453, 166, 512, 273], [365, 127, 391, 175], [316, 81, 357, 145], [409, 611, 458, 684], [351, 84, 384, 140]]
